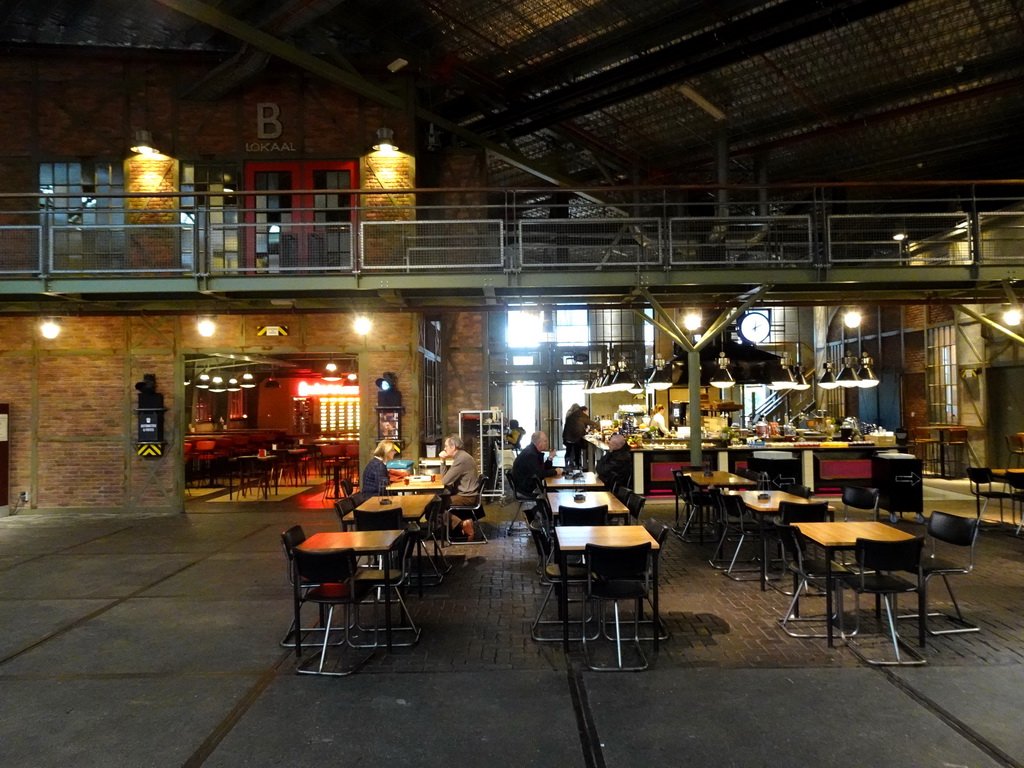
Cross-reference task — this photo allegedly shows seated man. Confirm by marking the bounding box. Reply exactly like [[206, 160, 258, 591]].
[[511, 431, 560, 521], [595, 433, 633, 491], [437, 435, 479, 539]]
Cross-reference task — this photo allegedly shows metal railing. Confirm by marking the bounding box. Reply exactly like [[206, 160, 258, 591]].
[[1, 186, 1021, 278]]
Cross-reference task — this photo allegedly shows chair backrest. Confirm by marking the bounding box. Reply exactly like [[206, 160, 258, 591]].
[[855, 536, 924, 574], [585, 542, 651, 581], [195, 439, 217, 452], [354, 507, 404, 531], [718, 492, 747, 519], [280, 525, 307, 562], [532, 495, 553, 529], [292, 547, 358, 588], [779, 500, 830, 524], [911, 427, 934, 441], [528, 518, 552, 563], [643, 517, 670, 547], [773, 520, 806, 568], [927, 510, 979, 549], [966, 466, 994, 487], [626, 493, 646, 523], [558, 504, 608, 526], [333, 495, 358, 525], [613, 484, 632, 504], [842, 485, 879, 512], [1005, 472, 1024, 492], [320, 444, 344, 458], [782, 483, 813, 499]]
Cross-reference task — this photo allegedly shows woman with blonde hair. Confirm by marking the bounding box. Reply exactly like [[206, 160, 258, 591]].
[[361, 439, 406, 496]]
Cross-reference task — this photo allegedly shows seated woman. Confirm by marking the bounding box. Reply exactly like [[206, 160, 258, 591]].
[[361, 439, 407, 496], [505, 419, 525, 452]]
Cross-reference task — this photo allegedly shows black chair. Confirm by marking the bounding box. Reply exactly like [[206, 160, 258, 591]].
[[291, 547, 376, 676], [528, 517, 592, 642], [640, 518, 671, 640], [782, 483, 813, 499], [966, 467, 1013, 525], [333, 495, 359, 529], [841, 486, 880, 522], [709, 492, 758, 579], [353, 530, 421, 647], [774, 521, 848, 638], [280, 525, 334, 649], [674, 473, 717, 543], [839, 536, 927, 666], [354, 507, 404, 531], [582, 542, 653, 671], [505, 468, 537, 533], [448, 475, 489, 544], [613, 484, 632, 505], [899, 510, 981, 636], [407, 496, 450, 594], [625, 492, 646, 525], [778, 500, 830, 524], [558, 504, 608, 526]]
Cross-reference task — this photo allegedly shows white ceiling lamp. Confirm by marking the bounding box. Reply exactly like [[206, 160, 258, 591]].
[[323, 361, 342, 381], [195, 372, 211, 389], [646, 357, 674, 391], [196, 317, 216, 337], [1003, 306, 1021, 326], [709, 352, 735, 389], [836, 352, 861, 388], [239, 372, 256, 388], [354, 316, 372, 335], [857, 353, 880, 388], [209, 375, 226, 392], [226, 377, 241, 392], [769, 355, 797, 391], [817, 362, 839, 390], [683, 312, 701, 332], [790, 364, 811, 391], [843, 310, 862, 329], [130, 129, 160, 155]]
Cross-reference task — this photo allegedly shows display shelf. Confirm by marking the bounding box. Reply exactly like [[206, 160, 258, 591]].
[[459, 409, 505, 497]]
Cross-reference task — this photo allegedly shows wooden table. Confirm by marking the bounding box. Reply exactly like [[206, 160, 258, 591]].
[[685, 470, 757, 489], [544, 472, 606, 491], [227, 454, 279, 500], [726, 490, 835, 590], [791, 521, 917, 647], [297, 530, 408, 650], [388, 479, 446, 494], [555, 525, 661, 651], [546, 490, 629, 521], [340, 493, 436, 529]]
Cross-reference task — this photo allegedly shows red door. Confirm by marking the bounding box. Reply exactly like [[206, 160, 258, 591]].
[[243, 161, 358, 271]]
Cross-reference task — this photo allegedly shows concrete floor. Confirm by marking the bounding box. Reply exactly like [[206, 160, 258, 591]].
[[2, 479, 1023, 767]]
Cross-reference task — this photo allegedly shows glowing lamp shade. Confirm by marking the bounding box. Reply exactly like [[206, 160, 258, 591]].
[[1004, 307, 1022, 327], [197, 318, 216, 337], [39, 319, 61, 339], [683, 313, 701, 332], [354, 316, 372, 335], [817, 362, 839, 390], [323, 361, 342, 381], [239, 372, 256, 388], [843, 311, 862, 329]]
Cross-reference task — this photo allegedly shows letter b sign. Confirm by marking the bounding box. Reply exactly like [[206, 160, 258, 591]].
[[257, 103, 282, 139]]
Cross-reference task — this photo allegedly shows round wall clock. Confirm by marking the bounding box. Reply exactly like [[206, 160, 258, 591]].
[[738, 311, 771, 344]]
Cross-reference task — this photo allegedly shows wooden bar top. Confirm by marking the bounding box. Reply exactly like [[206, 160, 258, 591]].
[[793, 521, 916, 548]]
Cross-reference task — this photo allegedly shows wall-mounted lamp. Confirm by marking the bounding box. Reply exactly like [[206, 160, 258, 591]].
[[843, 310, 862, 329], [196, 317, 216, 337], [372, 127, 398, 153], [354, 316, 372, 335], [130, 129, 160, 155], [39, 318, 61, 339]]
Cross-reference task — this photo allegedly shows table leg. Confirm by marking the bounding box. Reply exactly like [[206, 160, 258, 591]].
[[384, 551, 393, 651], [561, 547, 570, 651], [825, 546, 835, 648], [652, 551, 660, 652]]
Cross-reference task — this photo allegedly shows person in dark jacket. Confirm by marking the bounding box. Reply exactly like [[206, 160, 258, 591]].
[[511, 431, 560, 503], [595, 434, 633, 491], [562, 404, 599, 469]]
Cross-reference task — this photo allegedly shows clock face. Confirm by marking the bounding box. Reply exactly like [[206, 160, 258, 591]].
[[739, 312, 771, 344]]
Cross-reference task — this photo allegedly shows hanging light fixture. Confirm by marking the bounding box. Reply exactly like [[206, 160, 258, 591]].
[[226, 377, 241, 392], [605, 361, 634, 393], [263, 376, 281, 389], [239, 372, 256, 388], [209, 375, 226, 392], [769, 355, 797, 390], [836, 351, 861, 388], [709, 352, 735, 389], [646, 357, 674, 391], [790, 363, 811, 391], [857, 352, 880, 388], [195, 372, 211, 389], [627, 376, 646, 395], [323, 361, 342, 381], [130, 129, 160, 155], [817, 362, 839, 390]]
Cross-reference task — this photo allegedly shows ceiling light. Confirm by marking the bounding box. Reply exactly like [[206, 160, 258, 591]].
[[197, 317, 215, 337], [346, 373, 358, 381], [817, 362, 839, 390], [130, 129, 159, 155], [790, 364, 811, 391], [646, 357, 674, 391], [836, 352, 861, 388], [843, 310, 862, 328], [709, 352, 735, 389], [323, 361, 342, 381], [387, 57, 408, 73], [627, 377, 646, 395], [239, 372, 256, 388], [769, 356, 797, 390], [354, 316, 372, 335], [683, 313, 701, 332], [226, 378, 241, 391], [605, 361, 634, 393], [372, 126, 398, 153], [857, 353, 880, 388], [263, 377, 281, 389], [892, 232, 907, 242], [39, 318, 61, 339], [209, 376, 226, 392], [1003, 307, 1022, 326]]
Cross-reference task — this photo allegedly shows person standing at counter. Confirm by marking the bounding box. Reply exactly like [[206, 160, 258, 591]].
[[512, 431, 560, 506], [595, 433, 633, 490], [650, 403, 670, 437], [563, 404, 599, 469]]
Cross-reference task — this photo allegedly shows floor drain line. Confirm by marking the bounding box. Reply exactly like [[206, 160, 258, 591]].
[[567, 661, 606, 768]]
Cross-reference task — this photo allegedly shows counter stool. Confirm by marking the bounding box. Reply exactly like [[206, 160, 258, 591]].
[[939, 428, 968, 479], [1006, 434, 1024, 468], [909, 428, 939, 476]]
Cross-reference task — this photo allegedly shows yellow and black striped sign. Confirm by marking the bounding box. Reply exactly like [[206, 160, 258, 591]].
[[256, 325, 289, 336], [137, 444, 163, 457]]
